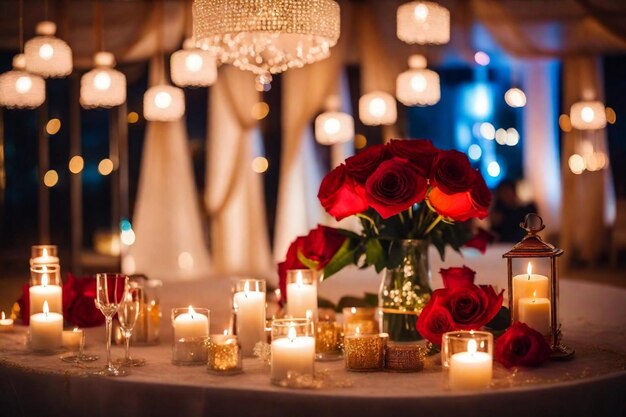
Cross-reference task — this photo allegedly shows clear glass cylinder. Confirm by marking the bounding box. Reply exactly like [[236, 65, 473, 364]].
[[315, 316, 343, 361], [442, 331, 493, 391], [30, 245, 60, 267], [171, 306, 210, 365], [285, 269, 318, 320], [510, 259, 552, 336], [379, 239, 432, 342], [342, 307, 380, 336], [232, 278, 266, 357], [29, 265, 62, 316], [270, 318, 315, 384], [207, 334, 242, 374]]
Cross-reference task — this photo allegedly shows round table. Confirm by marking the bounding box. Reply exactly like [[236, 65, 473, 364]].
[[1, 247, 625, 417]]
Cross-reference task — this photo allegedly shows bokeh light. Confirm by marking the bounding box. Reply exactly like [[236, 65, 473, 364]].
[[68, 156, 84, 174], [251, 156, 269, 173], [43, 170, 58, 187], [46, 118, 61, 135]]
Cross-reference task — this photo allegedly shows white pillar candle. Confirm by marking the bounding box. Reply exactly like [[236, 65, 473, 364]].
[[286, 271, 318, 320], [271, 325, 315, 382], [62, 328, 83, 349], [29, 273, 62, 316], [512, 262, 548, 314], [449, 340, 492, 390], [173, 306, 209, 340], [30, 247, 60, 267], [30, 301, 63, 351], [518, 292, 551, 335], [0, 311, 14, 332], [234, 284, 266, 357]]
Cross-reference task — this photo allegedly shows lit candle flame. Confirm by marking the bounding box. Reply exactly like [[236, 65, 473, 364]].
[[42, 273, 49, 287], [73, 327, 80, 332], [467, 339, 477, 355], [1, 312, 5, 320], [43, 300, 50, 316], [244, 280, 250, 296], [527, 262, 532, 279], [355, 325, 361, 336], [296, 271, 303, 287], [306, 309, 312, 320], [287, 323, 297, 342], [351, 307, 357, 314], [188, 305, 195, 319], [42, 248, 48, 257], [532, 290, 537, 302], [223, 329, 229, 336]]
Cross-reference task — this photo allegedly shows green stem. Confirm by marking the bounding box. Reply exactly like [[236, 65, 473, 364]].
[[398, 212, 406, 225], [356, 213, 379, 235], [424, 214, 444, 236]]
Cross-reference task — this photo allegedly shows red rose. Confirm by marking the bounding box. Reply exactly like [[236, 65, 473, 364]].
[[427, 187, 479, 221], [431, 150, 475, 194], [17, 284, 30, 325], [440, 266, 476, 288], [345, 144, 389, 183], [442, 284, 503, 330], [464, 228, 494, 254], [470, 173, 491, 217], [495, 321, 551, 368], [277, 226, 347, 304], [365, 158, 428, 219], [387, 139, 439, 177], [318, 164, 369, 220], [416, 291, 455, 345], [65, 276, 105, 327]]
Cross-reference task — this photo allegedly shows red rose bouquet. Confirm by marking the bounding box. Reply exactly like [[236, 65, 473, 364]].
[[278, 139, 492, 341]]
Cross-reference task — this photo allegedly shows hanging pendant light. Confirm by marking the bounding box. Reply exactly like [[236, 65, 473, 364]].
[[80, 52, 126, 109], [0, 54, 45, 109], [24, 21, 72, 78], [171, 38, 217, 88], [359, 91, 397, 126], [315, 96, 354, 145], [396, 55, 440, 107], [397, 1, 450, 45], [570, 100, 606, 130], [144, 85, 185, 122], [193, 0, 340, 88]]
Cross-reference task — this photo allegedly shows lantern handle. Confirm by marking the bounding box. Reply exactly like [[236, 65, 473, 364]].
[[520, 213, 545, 234]]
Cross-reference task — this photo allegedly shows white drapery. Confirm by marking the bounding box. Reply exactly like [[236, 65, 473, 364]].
[[125, 57, 211, 282], [205, 66, 273, 279]]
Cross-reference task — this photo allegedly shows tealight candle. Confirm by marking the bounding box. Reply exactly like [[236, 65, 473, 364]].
[[271, 319, 315, 384], [29, 266, 62, 316], [518, 290, 551, 335], [343, 328, 387, 372], [449, 339, 492, 390], [286, 270, 318, 321], [342, 307, 379, 336], [171, 306, 210, 365], [233, 279, 266, 357], [0, 311, 14, 332], [512, 262, 549, 314], [62, 327, 83, 349], [207, 331, 242, 374], [30, 301, 63, 351]]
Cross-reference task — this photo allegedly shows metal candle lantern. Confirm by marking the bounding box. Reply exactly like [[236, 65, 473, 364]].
[[502, 213, 574, 360]]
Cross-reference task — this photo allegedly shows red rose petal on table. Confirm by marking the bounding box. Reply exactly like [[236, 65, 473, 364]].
[[495, 321, 551, 368], [464, 228, 494, 254]]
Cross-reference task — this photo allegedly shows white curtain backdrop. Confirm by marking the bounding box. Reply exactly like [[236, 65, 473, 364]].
[[521, 60, 562, 233], [124, 57, 211, 282], [205, 66, 274, 279]]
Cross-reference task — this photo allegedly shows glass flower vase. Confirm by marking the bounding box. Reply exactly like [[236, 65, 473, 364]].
[[379, 239, 432, 342]]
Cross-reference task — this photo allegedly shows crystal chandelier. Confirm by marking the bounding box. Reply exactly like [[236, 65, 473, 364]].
[[0, 54, 45, 109], [171, 38, 217, 88], [359, 91, 397, 126], [144, 85, 185, 122], [396, 55, 440, 106], [24, 21, 72, 78], [397, 1, 450, 45], [570, 100, 606, 130], [80, 52, 126, 109], [315, 96, 354, 145], [193, 0, 341, 87]]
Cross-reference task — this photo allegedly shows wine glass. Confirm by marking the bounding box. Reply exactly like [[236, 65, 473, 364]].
[[115, 284, 146, 367], [95, 273, 129, 377]]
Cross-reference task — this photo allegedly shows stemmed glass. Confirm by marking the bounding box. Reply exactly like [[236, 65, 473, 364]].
[[115, 284, 146, 367], [60, 329, 99, 364], [95, 273, 129, 377]]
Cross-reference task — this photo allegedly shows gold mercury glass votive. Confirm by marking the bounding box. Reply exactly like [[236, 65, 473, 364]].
[[207, 334, 242, 374], [342, 307, 379, 336], [385, 343, 425, 372], [315, 320, 343, 361], [343, 332, 388, 371]]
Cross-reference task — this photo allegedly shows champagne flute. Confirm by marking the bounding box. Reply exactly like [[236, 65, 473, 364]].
[[116, 285, 146, 367], [95, 273, 129, 377]]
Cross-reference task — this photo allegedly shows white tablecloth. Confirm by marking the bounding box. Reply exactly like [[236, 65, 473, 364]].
[[1, 245, 625, 417]]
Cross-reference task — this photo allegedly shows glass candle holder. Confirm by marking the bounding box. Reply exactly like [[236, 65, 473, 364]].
[[315, 318, 343, 361], [442, 331, 493, 391], [30, 244, 60, 267], [270, 318, 315, 385], [232, 278, 266, 357], [29, 265, 63, 316], [385, 342, 425, 372], [171, 306, 210, 365], [343, 332, 388, 372], [144, 279, 163, 344], [286, 269, 318, 321], [342, 307, 380, 336], [207, 334, 242, 374]]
